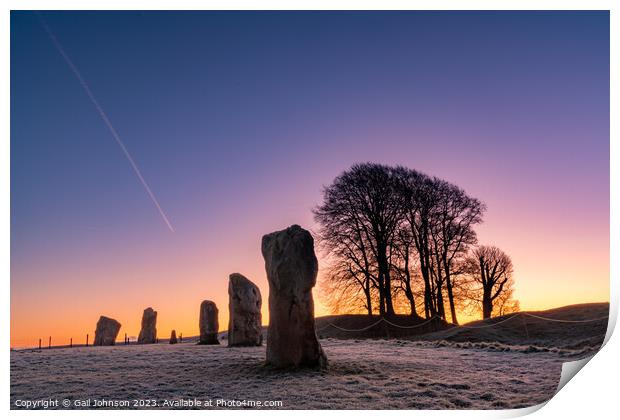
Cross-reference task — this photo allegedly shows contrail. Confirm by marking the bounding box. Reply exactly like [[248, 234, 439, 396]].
[[37, 13, 175, 232]]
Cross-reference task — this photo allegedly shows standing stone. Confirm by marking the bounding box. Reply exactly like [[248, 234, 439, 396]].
[[137, 307, 158, 344], [93, 316, 121, 346], [169, 330, 178, 344], [228, 273, 262, 347], [261, 224, 327, 368], [199, 300, 220, 344]]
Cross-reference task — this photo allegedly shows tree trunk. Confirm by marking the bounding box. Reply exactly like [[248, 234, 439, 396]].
[[413, 220, 435, 319], [378, 272, 386, 316], [482, 289, 492, 319], [384, 273, 395, 316], [377, 249, 394, 316], [403, 266, 416, 317], [436, 283, 446, 320], [365, 277, 372, 316], [405, 290, 416, 316], [445, 272, 458, 324], [421, 259, 435, 318]]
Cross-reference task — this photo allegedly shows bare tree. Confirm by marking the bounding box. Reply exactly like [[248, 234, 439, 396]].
[[493, 280, 520, 316], [428, 179, 485, 324], [314, 163, 403, 315], [395, 169, 438, 318], [466, 245, 514, 319], [394, 169, 484, 322], [318, 258, 375, 315], [315, 162, 497, 323], [391, 227, 418, 316], [316, 215, 377, 315]]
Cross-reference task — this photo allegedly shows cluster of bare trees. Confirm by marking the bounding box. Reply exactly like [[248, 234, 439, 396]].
[[314, 163, 518, 323]]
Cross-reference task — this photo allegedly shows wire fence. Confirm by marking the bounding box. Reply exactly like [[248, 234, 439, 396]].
[[20, 332, 186, 351], [316, 312, 609, 333], [521, 313, 610, 324], [22, 312, 609, 349]]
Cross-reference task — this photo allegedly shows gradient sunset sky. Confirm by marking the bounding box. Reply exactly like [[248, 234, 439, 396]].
[[10, 11, 609, 347]]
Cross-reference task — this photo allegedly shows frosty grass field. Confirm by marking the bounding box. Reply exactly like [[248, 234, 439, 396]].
[[11, 303, 607, 410], [11, 338, 565, 409]]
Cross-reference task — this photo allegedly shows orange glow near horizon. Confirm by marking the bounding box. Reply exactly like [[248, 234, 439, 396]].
[[10, 213, 609, 348]]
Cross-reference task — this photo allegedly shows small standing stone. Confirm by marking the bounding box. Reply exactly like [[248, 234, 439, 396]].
[[137, 307, 158, 344], [169, 330, 178, 344], [93, 316, 121, 346], [199, 300, 220, 344], [228, 273, 262, 347], [261, 224, 327, 368]]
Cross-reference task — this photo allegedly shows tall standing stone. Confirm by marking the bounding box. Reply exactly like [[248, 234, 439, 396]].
[[169, 329, 178, 344], [137, 307, 158, 344], [228, 273, 262, 347], [199, 300, 220, 344], [261, 224, 327, 368], [93, 316, 121, 346]]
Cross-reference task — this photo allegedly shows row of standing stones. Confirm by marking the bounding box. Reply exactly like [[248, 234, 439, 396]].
[[92, 225, 327, 369]]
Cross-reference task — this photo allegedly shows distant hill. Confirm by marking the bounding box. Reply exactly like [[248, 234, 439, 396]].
[[417, 302, 608, 350], [314, 302, 609, 354]]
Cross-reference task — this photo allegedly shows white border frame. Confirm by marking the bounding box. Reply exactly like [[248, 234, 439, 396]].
[[3, 2, 617, 419]]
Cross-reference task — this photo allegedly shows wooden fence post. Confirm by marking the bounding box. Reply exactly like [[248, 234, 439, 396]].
[[38, 338, 41, 350], [48, 336, 51, 349], [521, 314, 530, 340]]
